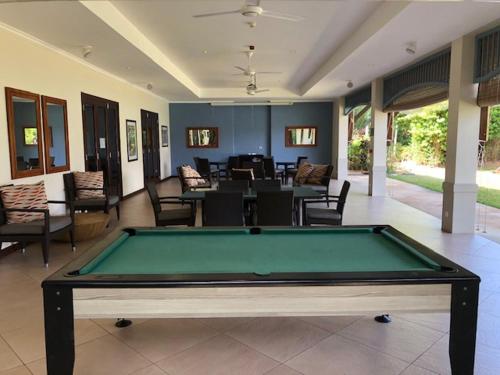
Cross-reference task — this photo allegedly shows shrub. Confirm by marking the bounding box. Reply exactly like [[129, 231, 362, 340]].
[[348, 138, 369, 171]]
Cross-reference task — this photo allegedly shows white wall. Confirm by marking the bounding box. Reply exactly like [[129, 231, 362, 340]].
[[0, 25, 171, 203]]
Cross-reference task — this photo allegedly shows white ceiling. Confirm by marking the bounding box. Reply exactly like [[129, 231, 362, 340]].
[[0, 0, 499, 101]]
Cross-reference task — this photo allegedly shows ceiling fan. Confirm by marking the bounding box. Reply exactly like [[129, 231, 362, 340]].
[[246, 73, 270, 96], [193, 0, 304, 22], [233, 46, 281, 77]]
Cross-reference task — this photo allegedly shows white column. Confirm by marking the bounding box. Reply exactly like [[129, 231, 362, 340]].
[[368, 78, 387, 196], [332, 98, 348, 180], [442, 35, 480, 233]]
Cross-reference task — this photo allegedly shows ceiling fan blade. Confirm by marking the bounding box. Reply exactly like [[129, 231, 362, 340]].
[[255, 89, 270, 93], [193, 10, 240, 18], [261, 10, 304, 22], [256, 71, 282, 75]]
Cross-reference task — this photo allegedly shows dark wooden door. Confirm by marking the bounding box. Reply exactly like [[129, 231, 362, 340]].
[[81, 93, 123, 198], [141, 109, 160, 181]]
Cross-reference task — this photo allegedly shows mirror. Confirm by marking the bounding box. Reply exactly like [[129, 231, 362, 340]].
[[285, 126, 318, 147], [42, 96, 70, 173], [5, 87, 44, 178], [186, 127, 219, 148]]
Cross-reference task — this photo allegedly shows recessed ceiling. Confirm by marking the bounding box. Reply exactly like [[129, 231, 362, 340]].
[[0, 0, 499, 101]]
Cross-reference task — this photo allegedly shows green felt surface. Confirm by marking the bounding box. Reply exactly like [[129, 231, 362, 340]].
[[79, 228, 439, 275]]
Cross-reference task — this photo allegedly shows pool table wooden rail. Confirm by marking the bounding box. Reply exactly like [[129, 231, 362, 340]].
[[73, 284, 452, 319]]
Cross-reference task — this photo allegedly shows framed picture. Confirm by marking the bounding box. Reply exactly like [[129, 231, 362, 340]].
[[126, 120, 138, 162], [23, 127, 38, 146], [161, 125, 169, 147], [186, 127, 218, 148]]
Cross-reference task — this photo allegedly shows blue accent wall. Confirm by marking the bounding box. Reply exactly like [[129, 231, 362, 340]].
[[169, 102, 332, 169], [270, 102, 332, 164]]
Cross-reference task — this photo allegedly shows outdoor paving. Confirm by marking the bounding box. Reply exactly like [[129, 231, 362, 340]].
[[348, 174, 500, 244]]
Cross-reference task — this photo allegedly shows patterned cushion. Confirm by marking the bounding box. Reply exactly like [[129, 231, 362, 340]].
[[306, 164, 329, 185], [181, 165, 205, 187], [74, 171, 105, 199], [294, 162, 314, 184], [0, 181, 48, 223]]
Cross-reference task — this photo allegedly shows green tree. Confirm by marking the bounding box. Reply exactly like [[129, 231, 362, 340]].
[[394, 103, 448, 166], [489, 106, 500, 139]]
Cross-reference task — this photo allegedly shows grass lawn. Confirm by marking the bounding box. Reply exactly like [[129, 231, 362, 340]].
[[388, 173, 500, 209]]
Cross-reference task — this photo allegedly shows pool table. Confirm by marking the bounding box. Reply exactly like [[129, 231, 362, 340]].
[[42, 226, 480, 375]]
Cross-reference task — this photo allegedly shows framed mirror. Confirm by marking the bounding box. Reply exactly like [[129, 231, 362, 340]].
[[285, 126, 318, 147], [186, 127, 218, 148], [5, 87, 44, 179], [42, 96, 70, 173]]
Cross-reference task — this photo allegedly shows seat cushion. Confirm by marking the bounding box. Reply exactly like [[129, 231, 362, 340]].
[[306, 164, 328, 185], [74, 195, 119, 209], [158, 208, 192, 222], [294, 163, 314, 184], [0, 216, 72, 235], [181, 165, 206, 187], [306, 208, 341, 225], [74, 171, 105, 199], [0, 181, 48, 223]]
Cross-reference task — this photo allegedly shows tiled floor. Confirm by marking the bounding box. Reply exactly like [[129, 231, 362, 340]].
[[1, 177, 500, 375]]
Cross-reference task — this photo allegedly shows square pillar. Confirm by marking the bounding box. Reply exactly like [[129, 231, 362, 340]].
[[442, 35, 481, 233], [332, 98, 348, 181], [369, 78, 387, 196]]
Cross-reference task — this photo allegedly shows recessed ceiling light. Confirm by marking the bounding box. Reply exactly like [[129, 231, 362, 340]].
[[347, 80, 354, 89], [146, 83, 153, 90], [203, 50, 208, 54]]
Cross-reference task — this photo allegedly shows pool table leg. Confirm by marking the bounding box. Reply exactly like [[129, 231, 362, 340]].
[[449, 280, 479, 375], [43, 287, 75, 375]]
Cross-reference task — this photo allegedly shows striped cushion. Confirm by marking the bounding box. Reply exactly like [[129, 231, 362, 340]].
[[294, 162, 314, 184], [306, 164, 328, 185], [74, 171, 105, 199], [181, 165, 205, 187], [0, 181, 48, 223]]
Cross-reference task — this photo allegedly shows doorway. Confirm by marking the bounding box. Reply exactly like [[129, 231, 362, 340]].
[[141, 109, 160, 182], [81, 93, 123, 198]]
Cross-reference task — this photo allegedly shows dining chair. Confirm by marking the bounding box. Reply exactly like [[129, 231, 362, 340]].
[[256, 190, 294, 226], [203, 191, 245, 226], [252, 179, 281, 192], [219, 180, 250, 192], [241, 161, 265, 179], [302, 180, 351, 226], [145, 181, 196, 227]]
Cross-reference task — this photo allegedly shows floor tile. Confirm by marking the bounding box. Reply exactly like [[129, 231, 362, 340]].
[[157, 334, 278, 375], [2, 319, 107, 364], [130, 365, 166, 375], [27, 335, 151, 375], [394, 313, 450, 333], [0, 337, 22, 372], [400, 365, 438, 375], [337, 316, 443, 362], [475, 344, 500, 375], [196, 317, 255, 332], [264, 364, 304, 375], [111, 319, 218, 362], [298, 316, 362, 333], [227, 317, 330, 362], [480, 293, 500, 318], [0, 366, 32, 375], [413, 335, 451, 375], [477, 312, 500, 350], [286, 334, 409, 375]]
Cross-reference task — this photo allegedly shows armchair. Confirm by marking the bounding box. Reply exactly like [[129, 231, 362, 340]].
[[63, 172, 120, 220], [0, 188, 75, 267], [145, 182, 196, 226]]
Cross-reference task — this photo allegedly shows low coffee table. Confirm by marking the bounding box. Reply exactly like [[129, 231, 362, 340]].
[[57, 212, 110, 242]]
